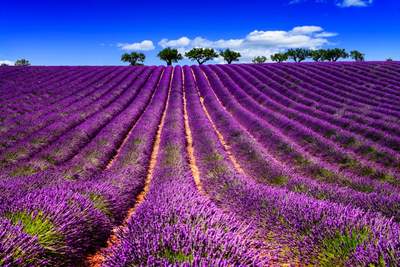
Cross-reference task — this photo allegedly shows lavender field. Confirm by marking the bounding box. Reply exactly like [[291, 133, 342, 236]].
[[1, 62, 400, 266]]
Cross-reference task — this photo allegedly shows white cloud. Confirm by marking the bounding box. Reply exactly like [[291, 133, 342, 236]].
[[290, 26, 324, 34], [0, 60, 14, 65], [158, 37, 191, 48], [117, 40, 155, 51], [337, 0, 373, 7], [156, 26, 336, 62], [315, 32, 338, 37]]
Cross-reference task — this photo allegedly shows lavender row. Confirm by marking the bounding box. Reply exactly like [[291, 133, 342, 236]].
[[0, 67, 98, 114], [320, 62, 400, 98], [200, 65, 399, 193], [300, 63, 400, 109], [270, 63, 400, 122], [59, 67, 170, 179], [188, 66, 400, 222], [103, 66, 263, 266], [187, 65, 400, 266], [252, 63, 400, 135], [0, 67, 84, 102], [34, 67, 160, 166], [0, 67, 149, 173], [214, 65, 400, 177], [0, 67, 170, 265], [0, 68, 125, 152], [251, 63, 400, 139]]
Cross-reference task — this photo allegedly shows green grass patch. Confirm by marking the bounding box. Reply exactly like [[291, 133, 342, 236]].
[[86, 150, 101, 165], [207, 165, 228, 180], [349, 183, 374, 193], [293, 154, 312, 167], [204, 152, 224, 162], [374, 172, 398, 185], [313, 167, 336, 182], [88, 192, 111, 217], [43, 155, 57, 165], [164, 144, 181, 166], [133, 138, 142, 145], [4, 148, 28, 162], [6, 211, 64, 255], [359, 145, 376, 155], [360, 166, 376, 177], [98, 138, 109, 146], [293, 183, 308, 193], [159, 248, 194, 264], [318, 228, 370, 267], [338, 156, 358, 170], [271, 175, 289, 186], [10, 165, 37, 177], [31, 137, 47, 147]]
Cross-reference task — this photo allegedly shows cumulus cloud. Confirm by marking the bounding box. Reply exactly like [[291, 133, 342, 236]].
[[117, 40, 155, 51], [0, 60, 14, 65], [290, 26, 324, 34], [158, 37, 191, 48], [156, 26, 336, 62], [337, 0, 373, 7]]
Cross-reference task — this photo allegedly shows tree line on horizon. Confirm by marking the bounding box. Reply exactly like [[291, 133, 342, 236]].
[[121, 47, 375, 66], [1, 49, 395, 67], [121, 47, 242, 66]]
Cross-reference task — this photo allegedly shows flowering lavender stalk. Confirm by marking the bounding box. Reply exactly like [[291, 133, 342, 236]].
[[186, 65, 400, 266], [1, 67, 152, 174], [0, 67, 124, 152], [103, 66, 264, 266]]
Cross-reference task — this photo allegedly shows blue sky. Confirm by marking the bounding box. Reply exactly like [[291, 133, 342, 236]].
[[0, 0, 399, 65]]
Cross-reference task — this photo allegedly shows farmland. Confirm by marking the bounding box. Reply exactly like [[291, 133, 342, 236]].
[[1, 62, 400, 266]]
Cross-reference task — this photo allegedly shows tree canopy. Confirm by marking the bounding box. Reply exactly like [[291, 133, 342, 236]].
[[350, 50, 365, 62], [185, 48, 218, 65], [121, 52, 145, 66], [270, 53, 288, 63], [286, 48, 311, 62], [252, 56, 267, 64], [219, 49, 241, 64], [157, 47, 183, 66], [14, 59, 30, 66], [310, 49, 326, 62], [323, 48, 348, 62]]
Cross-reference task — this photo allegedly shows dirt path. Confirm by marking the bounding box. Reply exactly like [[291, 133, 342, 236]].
[[182, 69, 203, 194], [104, 69, 165, 170], [86, 68, 174, 267]]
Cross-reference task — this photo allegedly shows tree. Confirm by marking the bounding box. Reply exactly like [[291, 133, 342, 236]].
[[386, 58, 393, 61], [14, 59, 30, 66], [310, 49, 327, 62], [185, 48, 218, 65], [0, 63, 9, 66], [157, 47, 183, 66], [252, 56, 267, 64], [121, 52, 145, 66], [270, 53, 288, 63], [219, 49, 241, 64], [323, 48, 349, 62], [286, 48, 311, 62], [350, 50, 365, 61]]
